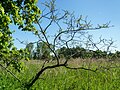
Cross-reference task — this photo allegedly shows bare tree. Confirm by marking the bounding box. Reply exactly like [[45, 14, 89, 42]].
[[24, 0, 113, 89]]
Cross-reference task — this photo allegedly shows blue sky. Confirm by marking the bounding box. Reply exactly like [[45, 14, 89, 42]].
[[12, 0, 120, 51]]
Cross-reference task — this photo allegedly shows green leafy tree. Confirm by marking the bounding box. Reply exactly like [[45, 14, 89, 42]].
[[0, 0, 41, 74], [36, 42, 51, 60], [25, 42, 34, 59], [115, 51, 120, 58]]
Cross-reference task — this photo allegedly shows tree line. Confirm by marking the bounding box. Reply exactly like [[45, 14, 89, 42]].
[[25, 42, 120, 60]]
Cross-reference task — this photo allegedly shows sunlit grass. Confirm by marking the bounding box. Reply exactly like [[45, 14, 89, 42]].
[[0, 58, 120, 90]]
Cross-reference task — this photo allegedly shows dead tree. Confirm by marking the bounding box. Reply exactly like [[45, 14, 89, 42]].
[[24, 0, 112, 89]]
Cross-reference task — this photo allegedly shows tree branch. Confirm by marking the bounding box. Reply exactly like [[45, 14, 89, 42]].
[[0, 64, 21, 82]]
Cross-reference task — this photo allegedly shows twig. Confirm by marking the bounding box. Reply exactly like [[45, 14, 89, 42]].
[[0, 64, 21, 82]]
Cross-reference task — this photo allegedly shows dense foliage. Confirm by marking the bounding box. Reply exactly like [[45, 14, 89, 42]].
[[58, 47, 103, 59], [0, 0, 41, 71], [25, 42, 52, 60]]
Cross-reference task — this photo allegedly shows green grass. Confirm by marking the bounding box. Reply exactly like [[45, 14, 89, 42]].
[[0, 59, 120, 90]]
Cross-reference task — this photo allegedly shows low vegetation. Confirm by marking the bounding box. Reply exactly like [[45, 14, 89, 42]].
[[0, 59, 120, 90]]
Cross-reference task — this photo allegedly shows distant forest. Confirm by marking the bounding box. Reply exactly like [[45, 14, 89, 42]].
[[25, 42, 120, 60]]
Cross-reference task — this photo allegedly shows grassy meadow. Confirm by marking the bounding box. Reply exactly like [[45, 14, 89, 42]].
[[0, 58, 120, 90]]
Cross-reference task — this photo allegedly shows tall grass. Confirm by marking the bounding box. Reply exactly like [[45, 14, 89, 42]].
[[0, 59, 120, 90]]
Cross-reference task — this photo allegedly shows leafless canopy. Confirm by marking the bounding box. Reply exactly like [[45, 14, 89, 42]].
[[24, 0, 114, 88]]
